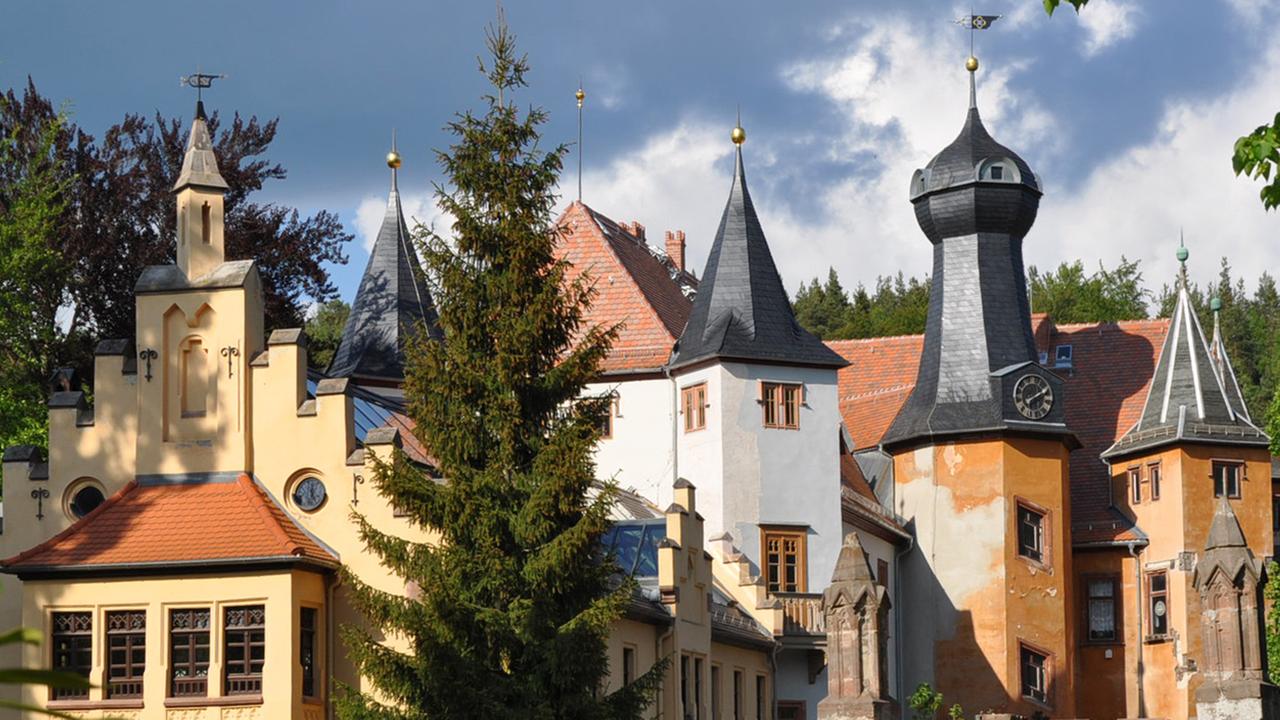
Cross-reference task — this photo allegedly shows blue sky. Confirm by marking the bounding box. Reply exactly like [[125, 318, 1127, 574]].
[[4, 1, 1279, 310]]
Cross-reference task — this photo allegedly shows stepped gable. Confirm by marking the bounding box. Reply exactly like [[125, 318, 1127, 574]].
[[668, 144, 846, 371], [2, 474, 336, 577], [829, 315, 1173, 545], [328, 153, 441, 384], [556, 201, 696, 373], [1103, 254, 1267, 461]]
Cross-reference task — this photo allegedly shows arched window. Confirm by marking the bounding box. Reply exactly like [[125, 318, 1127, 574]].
[[201, 202, 211, 244], [977, 157, 1022, 184]]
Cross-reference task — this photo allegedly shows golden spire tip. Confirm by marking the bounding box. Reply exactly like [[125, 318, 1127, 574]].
[[966, 55, 979, 73]]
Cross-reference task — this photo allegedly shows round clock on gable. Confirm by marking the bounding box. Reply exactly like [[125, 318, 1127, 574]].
[[292, 476, 327, 512], [1012, 374, 1054, 420]]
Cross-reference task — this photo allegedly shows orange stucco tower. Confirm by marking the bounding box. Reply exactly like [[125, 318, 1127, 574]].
[[880, 57, 1077, 716], [1096, 246, 1272, 720]]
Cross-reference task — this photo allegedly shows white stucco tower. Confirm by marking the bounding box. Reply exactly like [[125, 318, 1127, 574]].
[[667, 127, 848, 594]]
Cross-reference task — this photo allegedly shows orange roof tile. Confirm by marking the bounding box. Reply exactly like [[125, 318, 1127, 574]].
[[556, 202, 695, 373], [828, 317, 1171, 545], [3, 475, 336, 576]]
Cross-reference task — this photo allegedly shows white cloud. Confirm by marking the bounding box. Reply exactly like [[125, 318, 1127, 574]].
[[1223, 0, 1275, 22], [354, 186, 449, 253], [1077, 0, 1140, 57]]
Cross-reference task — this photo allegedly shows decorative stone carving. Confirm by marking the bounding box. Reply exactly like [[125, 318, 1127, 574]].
[[818, 533, 892, 720], [1194, 497, 1280, 720]]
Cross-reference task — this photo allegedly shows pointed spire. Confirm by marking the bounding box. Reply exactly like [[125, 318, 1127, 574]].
[[1103, 241, 1267, 458], [1205, 494, 1248, 551], [173, 103, 229, 192], [328, 141, 443, 384], [669, 118, 845, 371], [1209, 295, 1252, 422]]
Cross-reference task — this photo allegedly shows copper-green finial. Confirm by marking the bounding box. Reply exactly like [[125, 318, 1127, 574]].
[[1210, 296, 1222, 313], [1176, 234, 1188, 264]]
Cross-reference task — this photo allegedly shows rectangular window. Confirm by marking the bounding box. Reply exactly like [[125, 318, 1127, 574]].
[[1148, 463, 1161, 501], [681, 655, 691, 720], [711, 665, 721, 720], [622, 645, 636, 685], [778, 701, 805, 720], [761, 382, 801, 430], [1148, 572, 1169, 638], [762, 527, 807, 593], [683, 383, 708, 433], [1085, 575, 1119, 643], [170, 608, 211, 697], [201, 202, 211, 244], [1016, 502, 1046, 565], [877, 558, 890, 588], [733, 670, 743, 720], [695, 656, 704, 720], [301, 607, 317, 699], [1129, 467, 1142, 504], [756, 675, 767, 720], [1213, 460, 1243, 499], [224, 605, 266, 696], [105, 610, 145, 699], [51, 612, 91, 700], [1019, 643, 1050, 704], [1273, 492, 1280, 534]]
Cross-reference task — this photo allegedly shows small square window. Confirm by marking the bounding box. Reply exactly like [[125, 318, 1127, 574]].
[[1055, 345, 1073, 368], [990, 165, 1004, 180], [1213, 460, 1242, 499], [1017, 503, 1046, 565], [682, 383, 707, 433], [1019, 644, 1049, 704], [760, 382, 801, 430]]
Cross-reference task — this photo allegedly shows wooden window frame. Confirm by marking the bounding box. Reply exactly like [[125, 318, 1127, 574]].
[[105, 610, 146, 699], [1082, 573, 1122, 645], [1018, 640, 1053, 708], [51, 611, 92, 701], [223, 605, 265, 696], [1212, 459, 1244, 499], [760, 526, 808, 593], [1148, 462, 1161, 501], [759, 381, 801, 430], [1146, 571, 1170, 641], [876, 558, 890, 588], [682, 383, 708, 433], [169, 608, 211, 698], [1128, 466, 1142, 504], [300, 606, 318, 700], [1015, 497, 1051, 570]]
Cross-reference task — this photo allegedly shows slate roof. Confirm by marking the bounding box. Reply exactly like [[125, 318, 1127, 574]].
[[830, 316, 1179, 545], [669, 148, 846, 371], [2, 475, 336, 578], [172, 101, 229, 192], [328, 169, 442, 384], [1103, 270, 1268, 460], [556, 202, 696, 373], [1210, 310, 1252, 423]]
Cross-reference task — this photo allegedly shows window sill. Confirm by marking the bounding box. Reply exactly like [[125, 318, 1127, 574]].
[[1081, 638, 1121, 646], [1143, 634, 1171, 644], [48, 699, 144, 711], [1016, 554, 1053, 574], [165, 695, 263, 708]]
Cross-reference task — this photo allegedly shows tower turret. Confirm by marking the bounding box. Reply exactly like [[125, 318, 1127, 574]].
[[173, 101, 230, 280]]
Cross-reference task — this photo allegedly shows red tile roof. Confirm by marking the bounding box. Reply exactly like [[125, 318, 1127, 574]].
[[828, 317, 1172, 545], [2, 475, 336, 575], [556, 202, 695, 373]]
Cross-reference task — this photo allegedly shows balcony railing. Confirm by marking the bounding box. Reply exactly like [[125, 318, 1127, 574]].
[[775, 592, 824, 635]]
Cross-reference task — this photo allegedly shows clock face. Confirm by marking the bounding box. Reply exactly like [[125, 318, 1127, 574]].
[[292, 476, 327, 512], [1013, 374, 1054, 420]]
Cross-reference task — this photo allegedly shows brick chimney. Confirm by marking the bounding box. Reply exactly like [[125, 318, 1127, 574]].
[[628, 221, 646, 241], [665, 230, 686, 272]]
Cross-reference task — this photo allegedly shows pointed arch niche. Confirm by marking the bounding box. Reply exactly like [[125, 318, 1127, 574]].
[[163, 302, 218, 441]]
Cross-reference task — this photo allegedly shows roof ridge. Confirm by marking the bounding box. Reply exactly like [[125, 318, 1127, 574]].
[[3, 479, 140, 566], [825, 333, 925, 346], [1051, 318, 1172, 331], [236, 474, 303, 557]]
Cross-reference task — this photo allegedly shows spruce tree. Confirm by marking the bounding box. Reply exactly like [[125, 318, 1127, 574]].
[[337, 18, 659, 720]]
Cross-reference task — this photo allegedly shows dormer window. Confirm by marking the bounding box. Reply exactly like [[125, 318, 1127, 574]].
[[990, 165, 1004, 180], [1055, 345, 1073, 369], [978, 157, 1021, 183]]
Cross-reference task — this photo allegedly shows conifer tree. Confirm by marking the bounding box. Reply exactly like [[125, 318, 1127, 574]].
[[337, 17, 659, 720]]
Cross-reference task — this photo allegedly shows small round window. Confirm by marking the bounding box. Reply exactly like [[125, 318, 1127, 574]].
[[69, 484, 106, 519], [292, 476, 327, 512]]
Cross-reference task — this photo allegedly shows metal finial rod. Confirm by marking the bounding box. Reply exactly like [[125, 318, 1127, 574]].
[[576, 81, 585, 203], [180, 71, 226, 103]]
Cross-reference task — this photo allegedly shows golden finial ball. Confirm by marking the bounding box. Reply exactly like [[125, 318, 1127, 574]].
[[965, 56, 979, 73], [575, 88, 585, 103], [386, 150, 402, 169], [731, 125, 746, 145]]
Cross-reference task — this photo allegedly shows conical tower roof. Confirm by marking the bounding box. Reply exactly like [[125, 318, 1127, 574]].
[[328, 154, 442, 384], [668, 137, 846, 371], [173, 101, 229, 192], [1103, 248, 1267, 458], [1209, 302, 1251, 422]]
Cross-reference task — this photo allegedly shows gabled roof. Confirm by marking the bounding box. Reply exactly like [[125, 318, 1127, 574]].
[[328, 169, 441, 384], [1103, 267, 1267, 460], [556, 202, 696, 373], [172, 101, 229, 192], [2, 475, 336, 578], [669, 148, 846, 371]]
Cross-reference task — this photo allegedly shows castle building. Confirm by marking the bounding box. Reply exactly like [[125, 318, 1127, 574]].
[[0, 55, 1274, 720]]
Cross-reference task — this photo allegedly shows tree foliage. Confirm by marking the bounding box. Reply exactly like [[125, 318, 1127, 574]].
[[1266, 562, 1280, 682], [338, 18, 659, 719], [0, 79, 351, 436], [1027, 257, 1149, 324], [792, 268, 931, 340], [0, 624, 91, 718], [305, 299, 351, 371]]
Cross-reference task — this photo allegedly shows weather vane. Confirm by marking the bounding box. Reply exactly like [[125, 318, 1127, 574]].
[[180, 71, 226, 103], [955, 12, 1001, 61]]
